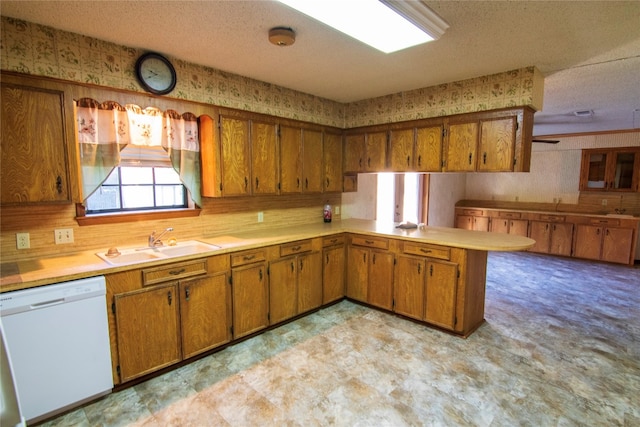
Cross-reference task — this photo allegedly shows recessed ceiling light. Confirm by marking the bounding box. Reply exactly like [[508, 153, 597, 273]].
[[277, 0, 448, 53]]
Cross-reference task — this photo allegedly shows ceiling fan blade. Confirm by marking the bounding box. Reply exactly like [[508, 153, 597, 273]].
[[532, 139, 560, 144]]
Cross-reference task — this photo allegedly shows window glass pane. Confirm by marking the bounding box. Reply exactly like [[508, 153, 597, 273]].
[[156, 185, 185, 206], [103, 169, 120, 185], [121, 186, 154, 209], [403, 173, 419, 224], [376, 173, 395, 224], [120, 167, 153, 184], [86, 186, 121, 211], [155, 167, 182, 184]]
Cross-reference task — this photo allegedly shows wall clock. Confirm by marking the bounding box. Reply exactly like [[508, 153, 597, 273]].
[[135, 52, 177, 95]]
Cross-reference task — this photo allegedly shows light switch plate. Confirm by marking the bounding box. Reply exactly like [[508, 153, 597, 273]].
[[55, 228, 74, 244]]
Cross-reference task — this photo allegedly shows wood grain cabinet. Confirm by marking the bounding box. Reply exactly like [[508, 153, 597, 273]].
[[323, 131, 344, 192], [1, 73, 76, 204], [343, 131, 387, 173], [280, 125, 324, 194], [528, 216, 574, 256], [489, 211, 528, 237], [455, 208, 490, 231], [269, 239, 322, 324], [579, 147, 640, 192], [218, 114, 252, 196], [109, 256, 231, 383], [346, 235, 395, 310], [573, 220, 635, 265], [230, 249, 269, 339], [415, 124, 444, 172], [250, 120, 279, 195], [322, 235, 346, 304], [387, 123, 444, 172]]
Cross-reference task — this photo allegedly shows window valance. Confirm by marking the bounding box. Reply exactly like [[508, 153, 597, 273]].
[[75, 98, 201, 206]]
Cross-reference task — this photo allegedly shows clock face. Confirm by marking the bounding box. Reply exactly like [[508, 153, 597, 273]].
[[135, 53, 176, 95]]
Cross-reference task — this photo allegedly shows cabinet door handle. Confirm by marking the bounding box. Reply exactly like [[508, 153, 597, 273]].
[[168, 291, 172, 306], [597, 228, 600, 235], [259, 269, 263, 281], [305, 178, 309, 189], [291, 262, 295, 273], [417, 263, 421, 274], [606, 229, 609, 236], [483, 152, 487, 164], [255, 177, 259, 189], [326, 178, 330, 188], [169, 268, 186, 275], [300, 260, 304, 271], [429, 265, 434, 276], [372, 254, 376, 264], [545, 224, 549, 231], [407, 155, 410, 166], [553, 225, 556, 231], [185, 286, 190, 301], [244, 177, 248, 189], [359, 158, 363, 168], [468, 153, 472, 165], [326, 254, 329, 264], [56, 176, 63, 194], [296, 178, 300, 188], [363, 253, 366, 263], [418, 155, 422, 167]]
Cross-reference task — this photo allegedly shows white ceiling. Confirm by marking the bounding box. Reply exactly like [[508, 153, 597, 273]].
[[2, 1, 640, 136]]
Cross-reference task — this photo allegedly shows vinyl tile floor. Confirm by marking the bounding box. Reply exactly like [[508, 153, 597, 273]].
[[41, 252, 640, 427]]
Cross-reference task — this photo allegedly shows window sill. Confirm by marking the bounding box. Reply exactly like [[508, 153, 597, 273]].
[[76, 207, 201, 226]]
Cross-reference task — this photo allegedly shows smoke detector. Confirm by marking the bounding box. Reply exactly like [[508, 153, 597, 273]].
[[269, 27, 296, 46]]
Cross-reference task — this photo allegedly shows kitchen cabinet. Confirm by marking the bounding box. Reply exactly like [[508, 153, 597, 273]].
[[218, 115, 251, 196], [394, 242, 458, 330], [280, 126, 323, 194], [388, 128, 415, 172], [110, 257, 231, 383], [579, 147, 640, 192], [343, 131, 387, 173], [455, 208, 490, 231], [322, 235, 346, 304], [323, 131, 344, 192], [269, 239, 322, 324], [528, 216, 573, 256], [230, 249, 269, 339], [346, 235, 395, 310], [573, 220, 635, 264], [443, 108, 533, 172], [251, 120, 279, 195], [1, 73, 75, 204], [489, 211, 528, 237], [415, 124, 444, 172]]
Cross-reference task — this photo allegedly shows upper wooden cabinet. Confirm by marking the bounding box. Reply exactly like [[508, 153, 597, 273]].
[[323, 131, 343, 192], [219, 115, 252, 196], [388, 128, 415, 171], [279, 125, 324, 194], [443, 108, 533, 172], [302, 129, 323, 193], [415, 124, 444, 172], [343, 131, 387, 173], [579, 147, 640, 192], [250, 120, 279, 195], [1, 74, 76, 204]]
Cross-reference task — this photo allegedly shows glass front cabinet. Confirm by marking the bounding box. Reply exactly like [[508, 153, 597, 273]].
[[580, 147, 640, 192]]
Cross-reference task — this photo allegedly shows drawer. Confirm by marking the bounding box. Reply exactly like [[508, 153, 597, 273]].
[[280, 240, 312, 257], [462, 209, 484, 216], [589, 218, 620, 226], [323, 235, 345, 247], [143, 259, 207, 286], [538, 214, 565, 222], [231, 249, 266, 267], [350, 235, 389, 250], [498, 211, 521, 219], [402, 242, 450, 260]]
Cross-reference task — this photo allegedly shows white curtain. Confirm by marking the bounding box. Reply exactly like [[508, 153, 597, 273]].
[[76, 98, 202, 206]]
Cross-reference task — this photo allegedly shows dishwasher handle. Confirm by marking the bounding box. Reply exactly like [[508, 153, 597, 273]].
[[30, 298, 65, 309]]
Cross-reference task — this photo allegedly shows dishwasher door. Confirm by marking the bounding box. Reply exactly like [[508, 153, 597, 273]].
[[0, 276, 113, 424]]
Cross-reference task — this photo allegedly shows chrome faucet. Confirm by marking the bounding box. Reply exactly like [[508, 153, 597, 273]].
[[149, 227, 173, 248]]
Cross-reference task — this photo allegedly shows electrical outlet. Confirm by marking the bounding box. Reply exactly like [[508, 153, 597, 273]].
[[257, 212, 264, 223], [55, 228, 74, 244], [601, 199, 608, 206], [16, 233, 30, 250]]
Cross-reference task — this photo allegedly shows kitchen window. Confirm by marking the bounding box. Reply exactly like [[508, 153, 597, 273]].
[[377, 173, 428, 224]]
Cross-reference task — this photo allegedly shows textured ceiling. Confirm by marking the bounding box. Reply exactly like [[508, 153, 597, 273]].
[[1, 0, 639, 136]]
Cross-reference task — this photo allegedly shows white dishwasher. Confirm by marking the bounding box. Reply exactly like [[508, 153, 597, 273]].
[[0, 276, 113, 424]]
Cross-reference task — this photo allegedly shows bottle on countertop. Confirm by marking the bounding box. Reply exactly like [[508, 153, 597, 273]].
[[323, 203, 332, 223]]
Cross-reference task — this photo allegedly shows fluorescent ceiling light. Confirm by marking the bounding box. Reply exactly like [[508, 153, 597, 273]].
[[277, 0, 448, 53]]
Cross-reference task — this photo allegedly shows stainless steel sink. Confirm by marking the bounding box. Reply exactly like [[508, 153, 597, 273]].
[[96, 240, 221, 265]]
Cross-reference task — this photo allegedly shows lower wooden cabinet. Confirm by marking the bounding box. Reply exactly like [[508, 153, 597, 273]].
[[455, 209, 490, 231], [574, 224, 634, 264], [322, 236, 346, 304], [346, 236, 395, 310], [231, 249, 269, 339], [529, 220, 573, 256]]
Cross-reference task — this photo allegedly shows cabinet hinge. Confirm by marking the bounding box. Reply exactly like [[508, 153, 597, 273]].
[[515, 121, 519, 131], [111, 302, 116, 314], [442, 128, 447, 138]]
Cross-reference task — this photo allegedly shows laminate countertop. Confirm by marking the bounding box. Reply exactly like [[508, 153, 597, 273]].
[[0, 219, 534, 293]]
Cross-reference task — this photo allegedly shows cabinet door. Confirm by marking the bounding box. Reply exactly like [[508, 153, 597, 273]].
[[280, 125, 303, 193], [509, 219, 529, 237], [180, 274, 232, 359], [344, 134, 365, 173], [490, 218, 510, 234], [444, 121, 478, 171], [232, 263, 269, 339], [323, 132, 343, 192], [367, 250, 395, 310], [114, 284, 180, 382], [602, 227, 634, 264], [573, 225, 602, 260], [478, 117, 516, 172], [394, 255, 425, 320], [302, 129, 324, 193], [346, 246, 369, 302], [365, 131, 387, 171], [528, 221, 551, 253], [549, 223, 573, 256], [323, 245, 345, 304], [415, 125, 443, 172], [425, 260, 458, 330], [388, 128, 414, 171], [251, 121, 278, 195], [269, 257, 298, 324], [1, 81, 71, 203], [219, 116, 251, 196], [473, 216, 490, 231], [455, 215, 473, 230], [298, 252, 323, 313], [610, 150, 639, 191]]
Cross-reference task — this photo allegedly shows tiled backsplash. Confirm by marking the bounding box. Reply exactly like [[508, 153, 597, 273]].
[[1, 16, 543, 128]]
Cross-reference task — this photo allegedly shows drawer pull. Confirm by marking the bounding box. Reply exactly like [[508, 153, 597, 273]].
[[365, 240, 374, 244], [243, 254, 256, 261], [185, 286, 190, 301], [169, 268, 186, 275], [168, 291, 172, 306], [291, 245, 302, 252], [420, 248, 432, 254]]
